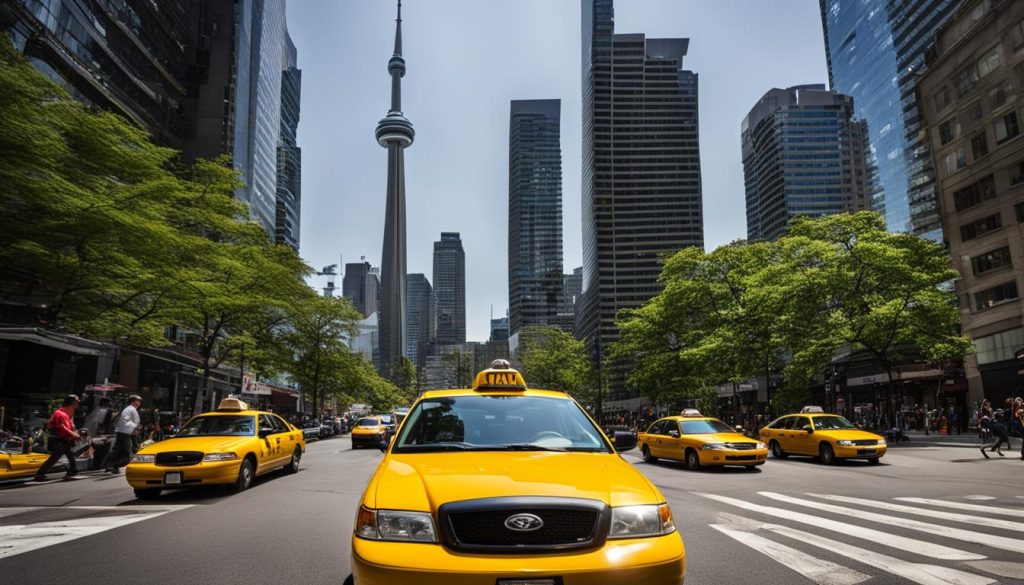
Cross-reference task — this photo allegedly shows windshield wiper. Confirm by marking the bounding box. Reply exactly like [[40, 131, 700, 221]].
[[397, 442, 482, 452], [504, 443, 568, 452]]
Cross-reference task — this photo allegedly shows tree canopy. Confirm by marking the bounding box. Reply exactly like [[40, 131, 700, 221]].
[[517, 326, 595, 402]]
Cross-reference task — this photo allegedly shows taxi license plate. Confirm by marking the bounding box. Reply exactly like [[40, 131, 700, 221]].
[[496, 580, 562, 585], [164, 472, 182, 485]]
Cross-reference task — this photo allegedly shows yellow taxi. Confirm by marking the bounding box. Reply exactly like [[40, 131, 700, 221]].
[[0, 450, 50, 480], [126, 397, 305, 499], [637, 410, 767, 471], [351, 416, 389, 449], [346, 360, 685, 585], [759, 406, 887, 465]]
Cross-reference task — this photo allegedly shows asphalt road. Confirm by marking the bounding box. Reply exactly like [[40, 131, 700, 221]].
[[1, 435, 1023, 585]]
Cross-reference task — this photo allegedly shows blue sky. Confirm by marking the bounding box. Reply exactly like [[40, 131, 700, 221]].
[[286, 0, 828, 342]]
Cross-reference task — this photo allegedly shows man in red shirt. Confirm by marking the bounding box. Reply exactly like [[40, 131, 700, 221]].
[[33, 395, 82, 481]]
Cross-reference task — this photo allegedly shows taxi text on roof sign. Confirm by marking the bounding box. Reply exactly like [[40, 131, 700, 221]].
[[472, 363, 528, 391]]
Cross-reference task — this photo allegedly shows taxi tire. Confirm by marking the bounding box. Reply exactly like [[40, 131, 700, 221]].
[[819, 442, 837, 465], [284, 447, 301, 474], [770, 440, 788, 459], [685, 448, 701, 471], [641, 445, 657, 463], [343, 576, 354, 585], [229, 457, 255, 493], [868, 457, 881, 465], [134, 488, 161, 500]]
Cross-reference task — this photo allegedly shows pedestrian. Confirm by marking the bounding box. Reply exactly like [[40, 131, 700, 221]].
[[103, 394, 141, 474], [1016, 399, 1024, 459], [981, 409, 1011, 458], [33, 395, 82, 481]]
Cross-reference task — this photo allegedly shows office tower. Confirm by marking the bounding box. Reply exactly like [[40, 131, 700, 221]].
[[820, 0, 963, 239], [579, 0, 703, 375], [276, 32, 302, 250], [508, 99, 564, 339], [743, 85, 872, 241], [559, 267, 583, 319], [405, 274, 434, 370], [433, 232, 466, 344], [2, 0, 193, 149], [376, 1, 414, 379], [490, 317, 509, 342], [919, 0, 1024, 404], [343, 261, 379, 319]]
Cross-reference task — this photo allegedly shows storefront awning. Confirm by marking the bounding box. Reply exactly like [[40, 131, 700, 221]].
[[0, 327, 111, 356]]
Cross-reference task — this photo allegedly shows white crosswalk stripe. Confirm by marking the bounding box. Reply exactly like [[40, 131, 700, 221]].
[[699, 492, 1024, 585], [0, 506, 190, 560]]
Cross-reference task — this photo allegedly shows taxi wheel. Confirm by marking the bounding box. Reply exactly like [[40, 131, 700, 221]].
[[284, 447, 301, 474], [641, 445, 657, 463], [868, 457, 881, 465], [770, 440, 788, 459], [229, 457, 255, 492], [134, 488, 161, 500], [819, 443, 837, 465], [685, 449, 701, 471], [343, 576, 354, 585]]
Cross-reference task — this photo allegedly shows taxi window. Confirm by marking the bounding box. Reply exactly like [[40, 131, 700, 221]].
[[812, 416, 856, 430], [768, 417, 790, 429], [357, 418, 380, 427], [178, 415, 255, 437], [272, 415, 291, 432], [394, 395, 610, 453], [680, 419, 734, 434], [647, 420, 667, 435], [792, 416, 811, 430]]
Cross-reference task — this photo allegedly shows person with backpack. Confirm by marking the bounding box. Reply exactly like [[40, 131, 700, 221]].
[[33, 395, 82, 481]]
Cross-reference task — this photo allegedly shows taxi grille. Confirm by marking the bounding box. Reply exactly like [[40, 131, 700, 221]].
[[154, 452, 203, 466], [439, 497, 608, 553], [724, 442, 757, 450], [853, 440, 877, 446]]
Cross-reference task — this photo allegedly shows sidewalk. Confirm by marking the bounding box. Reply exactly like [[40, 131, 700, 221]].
[[897, 429, 988, 448]]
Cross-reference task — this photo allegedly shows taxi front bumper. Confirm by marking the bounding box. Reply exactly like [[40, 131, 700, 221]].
[[126, 460, 241, 488], [351, 533, 685, 585], [698, 448, 768, 466], [833, 444, 887, 459], [351, 434, 386, 447]]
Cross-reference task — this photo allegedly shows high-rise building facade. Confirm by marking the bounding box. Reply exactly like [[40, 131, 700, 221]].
[[820, 0, 962, 239], [919, 0, 1024, 405], [490, 317, 509, 342], [276, 32, 301, 250], [433, 232, 466, 344], [743, 85, 873, 241], [2, 0, 193, 149], [508, 99, 564, 338], [579, 0, 704, 374], [343, 261, 379, 319], [405, 273, 434, 371]]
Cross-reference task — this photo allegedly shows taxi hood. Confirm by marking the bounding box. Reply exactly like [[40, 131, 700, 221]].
[[368, 452, 660, 512], [139, 436, 251, 454], [815, 428, 884, 441], [690, 432, 759, 443]]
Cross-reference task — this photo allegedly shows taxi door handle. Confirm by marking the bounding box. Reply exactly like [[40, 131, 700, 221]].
[[275, 437, 281, 444]]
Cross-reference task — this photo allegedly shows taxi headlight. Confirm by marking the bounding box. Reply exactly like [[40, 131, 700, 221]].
[[202, 452, 238, 462], [756, 442, 767, 450], [354, 506, 437, 543], [609, 504, 675, 539], [877, 438, 886, 446], [702, 443, 727, 450], [837, 440, 856, 447], [130, 454, 155, 463]]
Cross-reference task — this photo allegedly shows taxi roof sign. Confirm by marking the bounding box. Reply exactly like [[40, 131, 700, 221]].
[[679, 408, 703, 417], [473, 360, 527, 391], [217, 396, 249, 411], [800, 405, 825, 414]]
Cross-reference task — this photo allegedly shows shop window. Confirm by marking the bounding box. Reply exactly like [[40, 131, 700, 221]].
[[971, 131, 989, 160], [959, 213, 1001, 241], [974, 281, 1018, 311], [971, 246, 1012, 275], [995, 111, 1019, 143]]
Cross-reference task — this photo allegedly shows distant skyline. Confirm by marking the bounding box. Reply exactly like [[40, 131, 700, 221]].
[[286, 0, 827, 341]]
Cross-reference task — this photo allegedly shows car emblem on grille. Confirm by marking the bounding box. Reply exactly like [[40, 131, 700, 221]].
[[504, 513, 544, 532], [176, 455, 183, 461]]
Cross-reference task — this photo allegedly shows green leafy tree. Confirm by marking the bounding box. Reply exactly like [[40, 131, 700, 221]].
[[443, 349, 474, 389], [518, 326, 595, 402], [392, 356, 418, 404]]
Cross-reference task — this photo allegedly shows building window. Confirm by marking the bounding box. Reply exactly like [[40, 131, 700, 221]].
[[1010, 159, 1024, 186], [958, 66, 980, 96], [939, 119, 958, 145], [978, 47, 1002, 78], [995, 111, 1020, 143], [972, 246, 1013, 275], [989, 78, 1014, 111], [974, 327, 1024, 364], [944, 148, 967, 176], [1016, 201, 1024, 222], [971, 131, 989, 160], [934, 86, 951, 112], [974, 281, 1018, 311], [959, 213, 1001, 241], [968, 100, 984, 121], [1013, 19, 1024, 53], [953, 174, 997, 211]]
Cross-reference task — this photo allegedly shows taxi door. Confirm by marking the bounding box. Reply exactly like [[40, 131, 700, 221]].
[[273, 415, 300, 454], [663, 420, 684, 461], [788, 416, 815, 454], [647, 420, 668, 458], [257, 414, 286, 471], [773, 416, 797, 452]]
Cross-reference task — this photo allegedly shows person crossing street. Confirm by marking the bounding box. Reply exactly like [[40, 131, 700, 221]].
[[103, 395, 141, 474], [33, 395, 82, 481]]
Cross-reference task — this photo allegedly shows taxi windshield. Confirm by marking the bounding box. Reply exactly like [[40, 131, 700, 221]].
[[393, 395, 611, 453], [680, 419, 735, 434], [177, 415, 255, 437], [812, 416, 857, 430], [357, 418, 380, 427]]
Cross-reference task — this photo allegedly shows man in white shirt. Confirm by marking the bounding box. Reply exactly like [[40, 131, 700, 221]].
[[104, 395, 142, 474]]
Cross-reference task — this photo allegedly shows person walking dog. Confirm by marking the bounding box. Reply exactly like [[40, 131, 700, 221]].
[[33, 395, 82, 481]]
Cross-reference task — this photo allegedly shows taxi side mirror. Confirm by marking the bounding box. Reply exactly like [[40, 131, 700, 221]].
[[668, 430, 680, 438], [802, 425, 814, 434], [613, 431, 637, 452]]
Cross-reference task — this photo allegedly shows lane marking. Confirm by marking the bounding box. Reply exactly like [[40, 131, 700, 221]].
[[965, 496, 997, 501], [806, 493, 1024, 534], [896, 498, 1024, 519], [759, 492, 1024, 555], [711, 520, 870, 585], [965, 561, 1024, 580], [697, 493, 983, 561]]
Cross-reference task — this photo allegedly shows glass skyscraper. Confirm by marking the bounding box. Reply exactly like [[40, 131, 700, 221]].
[[820, 0, 962, 239], [433, 233, 466, 344], [405, 274, 435, 371], [276, 32, 301, 250], [508, 99, 564, 339]]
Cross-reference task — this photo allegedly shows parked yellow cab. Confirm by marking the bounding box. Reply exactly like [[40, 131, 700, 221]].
[[347, 360, 685, 585], [0, 450, 50, 480], [351, 416, 389, 449], [125, 397, 305, 499], [759, 406, 886, 464], [637, 410, 767, 471]]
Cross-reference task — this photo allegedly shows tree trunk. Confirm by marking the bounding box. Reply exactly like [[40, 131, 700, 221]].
[[882, 360, 897, 430]]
